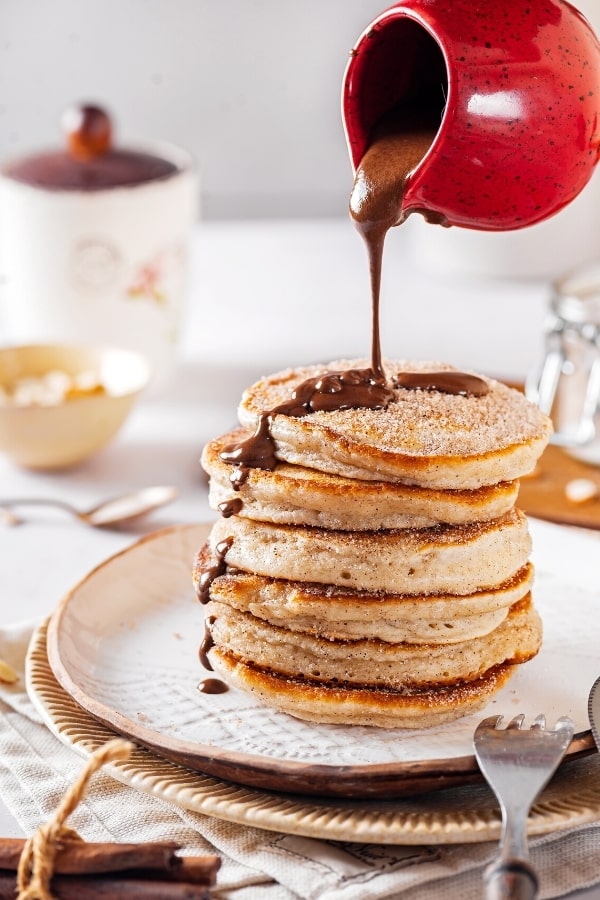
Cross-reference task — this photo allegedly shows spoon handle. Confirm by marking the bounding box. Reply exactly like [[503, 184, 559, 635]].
[[0, 498, 79, 517]]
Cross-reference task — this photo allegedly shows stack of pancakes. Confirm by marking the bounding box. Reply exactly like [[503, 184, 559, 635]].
[[194, 360, 552, 728]]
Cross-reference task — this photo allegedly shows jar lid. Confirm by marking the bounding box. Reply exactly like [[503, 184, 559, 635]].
[[3, 104, 179, 191], [551, 262, 600, 326]]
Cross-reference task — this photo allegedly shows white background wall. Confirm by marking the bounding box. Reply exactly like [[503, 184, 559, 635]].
[[0, 0, 385, 220], [1, 0, 600, 279]]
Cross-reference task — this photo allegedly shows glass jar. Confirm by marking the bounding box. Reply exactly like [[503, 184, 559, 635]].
[[527, 262, 600, 463]]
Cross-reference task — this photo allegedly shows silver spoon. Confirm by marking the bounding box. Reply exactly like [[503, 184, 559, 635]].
[[0, 485, 178, 528]]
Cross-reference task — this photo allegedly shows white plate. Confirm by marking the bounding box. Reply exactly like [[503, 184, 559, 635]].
[[45, 520, 599, 798], [28, 619, 600, 845]]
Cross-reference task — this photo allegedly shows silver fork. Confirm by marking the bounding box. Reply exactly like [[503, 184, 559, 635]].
[[473, 713, 574, 900]]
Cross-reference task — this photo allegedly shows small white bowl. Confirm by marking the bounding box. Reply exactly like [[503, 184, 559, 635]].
[[0, 344, 151, 468]]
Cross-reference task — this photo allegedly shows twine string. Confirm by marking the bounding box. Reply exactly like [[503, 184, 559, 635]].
[[16, 738, 134, 900]]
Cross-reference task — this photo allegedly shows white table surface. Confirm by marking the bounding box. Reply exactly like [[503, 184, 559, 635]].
[[1, 217, 599, 898]]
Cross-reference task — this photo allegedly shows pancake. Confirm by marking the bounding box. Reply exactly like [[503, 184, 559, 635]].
[[237, 360, 552, 489], [207, 652, 518, 728], [194, 555, 534, 644], [203, 430, 520, 530], [207, 507, 532, 595], [195, 357, 548, 728], [205, 595, 541, 690]]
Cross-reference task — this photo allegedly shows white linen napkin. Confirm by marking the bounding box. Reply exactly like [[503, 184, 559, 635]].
[[1, 619, 600, 900]]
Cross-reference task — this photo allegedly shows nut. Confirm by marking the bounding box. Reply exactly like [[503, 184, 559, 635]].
[[564, 477, 599, 503], [0, 369, 106, 407]]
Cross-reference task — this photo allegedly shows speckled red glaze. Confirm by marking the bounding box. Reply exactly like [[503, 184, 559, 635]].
[[343, 0, 600, 230]]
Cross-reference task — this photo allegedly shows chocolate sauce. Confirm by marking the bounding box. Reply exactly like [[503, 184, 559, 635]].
[[350, 103, 443, 380], [221, 413, 278, 476], [218, 498, 243, 518], [199, 616, 217, 670], [198, 677, 229, 694], [230, 465, 250, 490], [220, 367, 395, 482], [394, 371, 489, 397], [195, 537, 233, 605]]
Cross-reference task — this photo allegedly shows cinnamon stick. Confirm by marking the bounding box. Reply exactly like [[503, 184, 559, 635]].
[[0, 837, 220, 888], [0, 870, 212, 898]]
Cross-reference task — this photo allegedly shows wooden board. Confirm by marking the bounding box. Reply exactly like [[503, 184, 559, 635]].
[[518, 444, 600, 530]]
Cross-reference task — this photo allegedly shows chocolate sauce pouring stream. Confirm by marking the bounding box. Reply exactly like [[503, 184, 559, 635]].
[[350, 103, 443, 380]]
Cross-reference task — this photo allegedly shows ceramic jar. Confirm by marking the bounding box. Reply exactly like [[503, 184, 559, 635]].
[[0, 105, 198, 384]]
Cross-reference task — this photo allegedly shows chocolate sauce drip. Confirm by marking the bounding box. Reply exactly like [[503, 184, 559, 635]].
[[198, 677, 229, 694], [199, 615, 216, 671], [218, 498, 243, 518], [221, 414, 277, 475], [220, 367, 395, 477], [230, 466, 250, 490], [195, 537, 233, 605], [394, 371, 490, 397]]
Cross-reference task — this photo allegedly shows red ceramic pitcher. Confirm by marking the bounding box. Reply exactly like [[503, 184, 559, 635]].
[[343, 0, 600, 230]]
